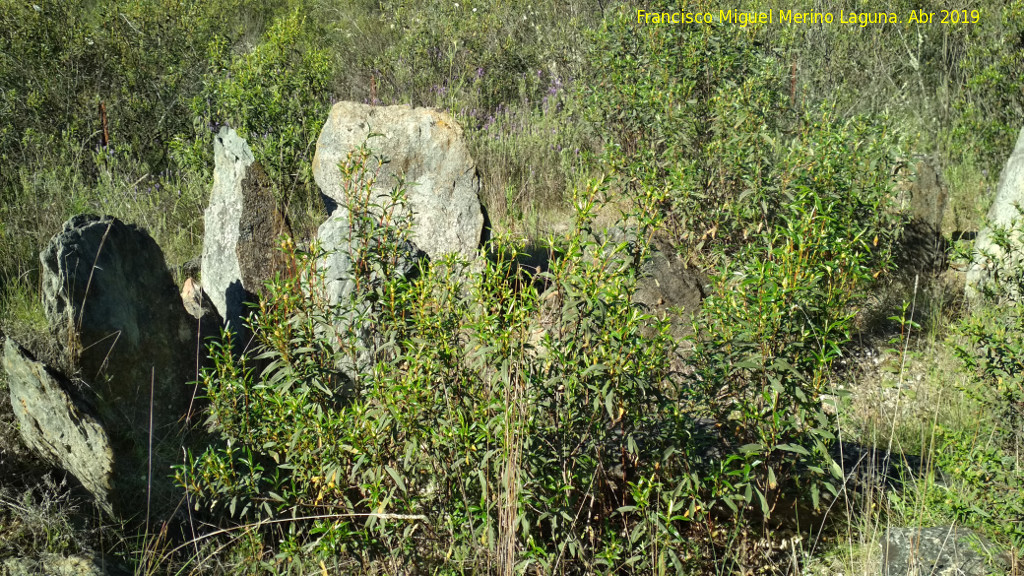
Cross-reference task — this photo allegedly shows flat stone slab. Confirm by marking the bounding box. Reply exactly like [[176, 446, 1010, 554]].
[[3, 339, 115, 514]]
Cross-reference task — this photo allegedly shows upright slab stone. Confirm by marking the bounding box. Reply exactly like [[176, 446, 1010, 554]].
[[201, 127, 291, 342], [312, 102, 484, 261], [966, 127, 1024, 300], [38, 214, 198, 519], [633, 250, 706, 342], [898, 159, 949, 277]]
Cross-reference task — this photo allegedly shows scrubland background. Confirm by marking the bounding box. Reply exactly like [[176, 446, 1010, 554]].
[[1, 0, 1023, 574]]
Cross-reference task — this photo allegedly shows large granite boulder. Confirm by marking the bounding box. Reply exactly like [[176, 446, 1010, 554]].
[[201, 127, 291, 342], [312, 102, 484, 261], [315, 214, 425, 381], [316, 214, 425, 306], [37, 214, 198, 519], [966, 126, 1024, 300]]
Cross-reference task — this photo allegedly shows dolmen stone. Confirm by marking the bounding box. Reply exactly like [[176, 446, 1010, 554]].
[[32, 213, 198, 520], [898, 159, 949, 277], [633, 249, 706, 342], [3, 339, 115, 513], [310, 102, 484, 382], [966, 126, 1024, 300], [201, 127, 291, 345], [312, 101, 484, 262]]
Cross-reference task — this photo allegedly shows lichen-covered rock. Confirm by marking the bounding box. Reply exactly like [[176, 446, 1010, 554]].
[[966, 127, 1024, 299], [202, 127, 291, 340], [38, 214, 197, 520], [633, 250, 706, 342], [882, 526, 1008, 576], [40, 214, 195, 435], [316, 214, 425, 306], [898, 159, 949, 277], [2, 339, 115, 513], [2, 553, 115, 576], [312, 101, 484, 261], [315, 214, 425, 381]]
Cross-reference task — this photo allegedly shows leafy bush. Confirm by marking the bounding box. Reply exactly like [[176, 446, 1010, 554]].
[[175, 8, 331, 214], [586, 5, 905, 266], [692, 183, 886, 517], [585, 3, 907, 523], [179, 143, 713, 572], [928, 426, 1024, 549], [956, 303, 1024, 450], [952, 0, 1024, 167], [0, 0, 276, 181], [587, 5, 783, 253]]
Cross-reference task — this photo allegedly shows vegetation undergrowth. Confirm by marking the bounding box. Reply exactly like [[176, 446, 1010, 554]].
[[0, 0, 1023, 574]]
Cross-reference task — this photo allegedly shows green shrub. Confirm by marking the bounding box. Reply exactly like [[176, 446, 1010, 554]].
[[586, 4, 907, 521], [928, 426, 1024, 549], [955, 302, 1024, 450], [179, 145, 710, 572], [952, 0, 1024, 167], [692, 183, 887, 517], [0, 0, 275, 182], [586, 5, 781, 253], [175, 8, 331, 214], [586, 5, 905, 266]]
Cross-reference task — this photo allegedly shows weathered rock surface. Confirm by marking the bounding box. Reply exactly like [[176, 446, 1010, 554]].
[[316, 214, 425, 306], [898, 159, 950, 278], [181, 278, 214, 321], [2, 339, 115, 512], [633, 250, 706, 342], [882, 526, 1008, 576], [316, 214, 425, 381], [38, 214, 197, 519], [41, 214, 195, 435], [967, 126, 1024, 300], [2, 553, 115, 576], [202, 127, 291, 340], [180, 278, 223, 389], [312, 101, 484, 261]]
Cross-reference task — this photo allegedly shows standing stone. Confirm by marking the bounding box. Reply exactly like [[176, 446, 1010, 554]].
[[201, 127, 291, 342], [41, 215, 195, 434], [898, 159, 949, 277], [312, 102, 484, 261], [315, 214, 425, 381], [37, 214, 199, 519], [633, 250, 706, 342], [316, 214, 425, 306], [3, 339, 116, 513], [966, 126, 1024, 300]]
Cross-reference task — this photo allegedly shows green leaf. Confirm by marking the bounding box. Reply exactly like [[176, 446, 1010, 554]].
[[776, 443, 810, 456], [755, 487, 769, 516], [739, 443, 764, 455]]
